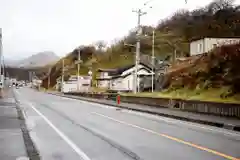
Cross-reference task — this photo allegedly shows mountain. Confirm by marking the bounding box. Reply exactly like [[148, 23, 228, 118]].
[[4, 59, 18, 67], [13, 51, 59, 68]]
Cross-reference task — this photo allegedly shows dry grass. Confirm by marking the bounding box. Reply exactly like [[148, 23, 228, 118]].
[[122, 88, 240, 104]]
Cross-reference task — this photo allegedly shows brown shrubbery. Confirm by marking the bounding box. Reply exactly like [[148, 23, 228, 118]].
[[168, 42, 240, 95]]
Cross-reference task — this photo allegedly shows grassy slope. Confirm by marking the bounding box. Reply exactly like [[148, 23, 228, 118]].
[[122, 88, 240, 104], [42, 0, 240, 103], [124, 43, 240, 104]]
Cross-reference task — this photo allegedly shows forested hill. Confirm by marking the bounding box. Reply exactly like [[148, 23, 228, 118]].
[[42, 0, 240, 88], [5, 66, 49, 81], [157, 0, 240, 41]]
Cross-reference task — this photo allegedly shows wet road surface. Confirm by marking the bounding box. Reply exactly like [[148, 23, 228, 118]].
[[14, 88, 240, 160]]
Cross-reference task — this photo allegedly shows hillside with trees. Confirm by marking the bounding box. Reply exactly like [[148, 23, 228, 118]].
[[162, 42, 240, 99], [42, 0, 240, 93], [4, 66, 49, 81]]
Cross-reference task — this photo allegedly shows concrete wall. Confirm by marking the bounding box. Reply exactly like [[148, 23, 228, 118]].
[[190, 39, 205, 56], [99, 72, 111, 79], [62, 76, 91, 93], [190, 38, 240, 56], [62, 82, 78, 93], [66, 92, 240, 118], [97, 80, 110, 89], [204, 38, 240, 52]]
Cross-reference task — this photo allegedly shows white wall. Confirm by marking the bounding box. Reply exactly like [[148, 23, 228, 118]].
[[62, 76, 91, 93], [190, 39, 205, 56], [190, 38, 240, 56], [110, 77, 124, 91], [110, 69, 151, 91], [97, 65, 153, 91], [100, 72, 111, 79], [204, 38, 240, 53], [97, 80, 110, 89], [97, 72, 111, 89], [62, 82, 78, 93]]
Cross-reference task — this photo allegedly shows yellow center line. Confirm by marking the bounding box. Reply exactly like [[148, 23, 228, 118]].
[[92, 112, 239, 160]]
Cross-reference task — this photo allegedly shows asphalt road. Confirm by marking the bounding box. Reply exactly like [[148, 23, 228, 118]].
[[14, 88, 240, 160]]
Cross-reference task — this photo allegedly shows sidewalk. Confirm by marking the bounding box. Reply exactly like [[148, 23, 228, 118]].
[[51, 92, 240, 132], [0, 88, 40, 160], [0, 89, 28, 160]]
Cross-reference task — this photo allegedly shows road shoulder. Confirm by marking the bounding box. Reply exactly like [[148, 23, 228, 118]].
[[12, 89, 41, 160], [49, 92, 240, 132]]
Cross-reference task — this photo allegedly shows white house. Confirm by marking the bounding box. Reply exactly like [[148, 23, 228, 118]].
[[96, 69, 114, 89], [190, 37, 240, 56], [61, 75, 91, 93], [96, 63, 154, 92]]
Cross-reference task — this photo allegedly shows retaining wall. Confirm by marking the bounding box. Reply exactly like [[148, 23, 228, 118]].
[[65, 92, 240, 118]]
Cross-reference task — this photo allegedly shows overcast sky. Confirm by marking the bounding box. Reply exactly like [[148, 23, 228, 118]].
[[1, 0, 239, 60]]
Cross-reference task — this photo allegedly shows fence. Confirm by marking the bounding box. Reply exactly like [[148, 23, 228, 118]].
[[65, 92, 240, 118]]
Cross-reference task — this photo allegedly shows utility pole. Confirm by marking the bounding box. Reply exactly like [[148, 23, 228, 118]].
[[77, 49, 80, 91], [151, 29, 155, 92], [48, 67, 51, 89], [2, 56, 4, 77], [61, 59, 65, 92], [29, 71, 32, 83], [132, 9, 147, 93]]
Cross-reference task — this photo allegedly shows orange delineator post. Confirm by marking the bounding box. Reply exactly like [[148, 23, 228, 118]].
[[117, 95, 120, 105]]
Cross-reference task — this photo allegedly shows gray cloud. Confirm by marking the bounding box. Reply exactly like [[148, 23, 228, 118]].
[[1, 0, 236, 60]]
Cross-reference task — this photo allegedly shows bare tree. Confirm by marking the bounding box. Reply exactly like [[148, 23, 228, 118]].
[[94, 40, 106, 51]]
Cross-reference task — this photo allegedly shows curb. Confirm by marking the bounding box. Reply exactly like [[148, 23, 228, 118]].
[[48, 92, 240, 132], [13, 90, 41, 160]]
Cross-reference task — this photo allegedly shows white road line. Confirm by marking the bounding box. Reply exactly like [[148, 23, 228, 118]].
[[59, 96, 114, 109], [27, 102, 91, 160], [123, 110, 240, 137]]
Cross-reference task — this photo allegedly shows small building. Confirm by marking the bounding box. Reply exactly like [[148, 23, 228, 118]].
[[96, 63, 154, 92], [61, 75, 91, 93], [190, 37, 240, 56]]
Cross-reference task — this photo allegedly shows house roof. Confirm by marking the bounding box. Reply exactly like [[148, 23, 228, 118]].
[[111, 68, 153, 79], [97, 63, 152, 76], [97, 68, 117, 72], [96, 67, 153, 80], [95, 78, 112, 80]]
